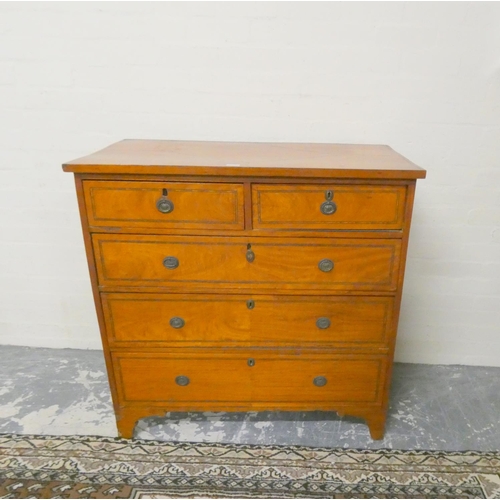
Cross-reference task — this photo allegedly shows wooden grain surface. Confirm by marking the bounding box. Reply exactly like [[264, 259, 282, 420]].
[[62, 140, 426, 179], [84, 180, 245, 230], [93, 234, 401, 291], [253, 184, 406, 230], [102, 293, 394, 348], [112, 351, 386, 405]]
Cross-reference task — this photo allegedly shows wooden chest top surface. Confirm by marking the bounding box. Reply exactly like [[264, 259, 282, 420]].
[[63, 139, 426, 179]]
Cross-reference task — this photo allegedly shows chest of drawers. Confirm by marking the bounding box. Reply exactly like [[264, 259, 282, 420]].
[[63, 140, 425, 440]]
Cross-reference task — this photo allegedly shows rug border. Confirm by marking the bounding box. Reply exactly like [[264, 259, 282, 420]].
[[1, 432, 498, 457]]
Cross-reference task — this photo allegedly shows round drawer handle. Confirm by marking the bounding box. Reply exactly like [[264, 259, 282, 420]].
[[316, 317, 331, 329], [320, 190, 336, 215], [247, 358, 255, 367], [246, 244, 255, 263], [175, 375, 190, 386], [313, 376, 327, 387], [320, 201, 337, 215], [156, 197, 174, 214], [170, 317, 185, 329], [163, 256, 179, 269], [318, 259, 334, 273]]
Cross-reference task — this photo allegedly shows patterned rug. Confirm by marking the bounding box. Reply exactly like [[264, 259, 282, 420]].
[[0, 434, 499, 498]]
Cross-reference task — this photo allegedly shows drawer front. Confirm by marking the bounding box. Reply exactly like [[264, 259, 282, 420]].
[[103, 293, 393, 347], [83, 181, 245, 230], [93, 235, 401, 291], [113, 351, 386, 405], [252, 184, 406, 230]]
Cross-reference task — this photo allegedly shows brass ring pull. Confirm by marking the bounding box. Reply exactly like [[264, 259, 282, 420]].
[[320, 189, 336, 215], [163, 256, 179, 269], [320, 201, 336, 215], [318, 259, 334, 272], [156, 189, 174, 214], [170, 317, 185, 329], [313, 376, 327, 387], [316, 317, 331, 329], [175, 375, 190, 386], [157, 198, 174, 214], [246, 243, 255, 263]]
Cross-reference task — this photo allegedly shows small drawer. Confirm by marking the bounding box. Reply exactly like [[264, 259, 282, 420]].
[[103, 293, 394, 348], [112, 351, 386, 405], [93, 235, 401, 291], [83, 180, 245, 230], [252, 184, 406, 230]]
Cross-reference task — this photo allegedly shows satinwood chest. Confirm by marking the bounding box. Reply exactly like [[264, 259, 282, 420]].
[[63, 140, 426, 439]]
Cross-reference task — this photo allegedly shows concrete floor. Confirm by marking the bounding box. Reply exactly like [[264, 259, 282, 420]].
[[0, 345, 499, 451]]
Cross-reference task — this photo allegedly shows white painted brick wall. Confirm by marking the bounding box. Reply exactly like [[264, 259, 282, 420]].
[[0, 2, 499, 366]]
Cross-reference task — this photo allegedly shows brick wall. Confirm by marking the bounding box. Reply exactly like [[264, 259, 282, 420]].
[[0, 2, 499, 364]]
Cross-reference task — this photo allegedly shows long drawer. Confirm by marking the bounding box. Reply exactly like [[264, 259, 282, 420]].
[[93, 235, 401, 291], [112, 351, 387, 405], [252, 184, 406, 230], [83, 180, 245, 230], [103, 293, 394, 348]]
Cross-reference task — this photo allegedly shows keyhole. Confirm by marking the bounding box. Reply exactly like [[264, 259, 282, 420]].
[[162, 188, 168, 196], [325, 190, 333, 200]]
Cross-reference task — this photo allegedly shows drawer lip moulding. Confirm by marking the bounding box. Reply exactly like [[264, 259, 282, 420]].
[[92, 234, 402, 292], [101, 293, 395, 348], [252, 183, 406, 230], [112, 351, 388, 406], [83, 180, 245, 230]]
